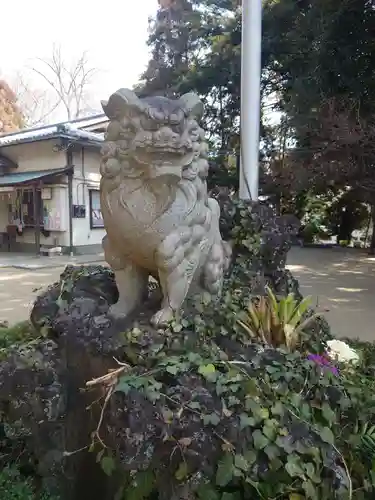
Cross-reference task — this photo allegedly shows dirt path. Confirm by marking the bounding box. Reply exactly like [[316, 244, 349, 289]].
[[0, 267, 66, 325], [0, 247, 374, 341], [287, 246, 375, 341]]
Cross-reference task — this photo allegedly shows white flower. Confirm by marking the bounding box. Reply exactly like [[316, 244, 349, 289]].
[[326, 339, 359, 364]]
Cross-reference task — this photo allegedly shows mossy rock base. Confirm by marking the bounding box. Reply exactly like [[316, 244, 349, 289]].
[[0, 258, 342, 500]]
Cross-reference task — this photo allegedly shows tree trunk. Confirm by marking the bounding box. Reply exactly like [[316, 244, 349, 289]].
[[369, 205, 375, 254]]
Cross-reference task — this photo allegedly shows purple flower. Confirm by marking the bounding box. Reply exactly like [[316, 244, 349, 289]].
[[307, 353, 339, 376]]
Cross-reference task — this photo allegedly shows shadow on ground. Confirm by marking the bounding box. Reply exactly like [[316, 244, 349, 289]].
[[287, 246, 375, 341], [0, 248, 373, 341]]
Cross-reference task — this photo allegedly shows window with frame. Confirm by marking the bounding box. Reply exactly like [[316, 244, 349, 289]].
[[13, 188, 43, 227], [89, 190, 104, 228]]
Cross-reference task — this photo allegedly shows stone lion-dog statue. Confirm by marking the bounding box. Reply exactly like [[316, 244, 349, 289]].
[[100, 88, 231, 327]]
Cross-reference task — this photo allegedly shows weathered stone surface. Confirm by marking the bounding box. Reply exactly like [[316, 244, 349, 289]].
[[100, 89, 231, 327]]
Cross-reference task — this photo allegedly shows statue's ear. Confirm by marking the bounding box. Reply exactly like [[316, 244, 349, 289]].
[[101, 88, 143, 119], [178, 92, 204, 120]]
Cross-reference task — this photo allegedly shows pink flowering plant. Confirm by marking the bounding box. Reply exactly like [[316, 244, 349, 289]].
[[307, 353, 339, 376]]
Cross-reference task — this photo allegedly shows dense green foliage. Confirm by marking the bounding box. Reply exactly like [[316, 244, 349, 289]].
[[92, 293, 375, 499], [0, 321, 40, 349], [0, 466, 57, 500], [0, 323, 58, 499]]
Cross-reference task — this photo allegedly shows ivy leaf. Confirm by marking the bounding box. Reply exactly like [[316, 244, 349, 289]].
[[301, 403, 312, 420], [240, 413, 256, 430], [166, 364, 179, 375], [216, 453, 234, 487], [243, 379, 259, 396], [234, 454, 249, 471], [96, 449, 104, 463], [162, 408, 174, 423], [187, 401, 201, 410], [188, 352, 202, 364], [264, 444, 280, 460], [197, 483, 220, 500], [203, 413, 221, 426], [126, 470, 155, 500], [114, 379, 131, 395], [175, 462, 189, 481], [255, 407, 269, 420], [276, 435, 294, 454], [304, 462, 316, 480], [302, 479, 318, 499], [321, 402, 336, 424], [285, 457, 305, 478], [270, 457, 283, 471], [252, 430, 269, 450], [101, 456, 115, 477], [244, 449, 257, 465], [320, 427, 335, 445], [271, 402, 284, 416], [263, 422, 277, 441], [221, 493, 240, 500], [198, 363, 217, 381]]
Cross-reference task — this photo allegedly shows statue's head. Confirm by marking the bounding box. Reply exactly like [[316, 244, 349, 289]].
[[101, 89, 204, 181]]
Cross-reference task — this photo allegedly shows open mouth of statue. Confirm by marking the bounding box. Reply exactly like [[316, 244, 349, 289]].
[[133, 146, 194, 166]]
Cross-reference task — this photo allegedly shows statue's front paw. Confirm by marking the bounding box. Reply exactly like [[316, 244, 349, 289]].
[[150, 307, 175, 328], [108, 301, 133, 319]]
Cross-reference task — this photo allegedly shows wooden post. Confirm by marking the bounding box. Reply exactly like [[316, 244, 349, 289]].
[[67, 150, 74, 257], [33, 184, 41, 255]]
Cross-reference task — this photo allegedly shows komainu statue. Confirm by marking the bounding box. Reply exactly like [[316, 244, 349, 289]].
[[100, 89, 231, 326]]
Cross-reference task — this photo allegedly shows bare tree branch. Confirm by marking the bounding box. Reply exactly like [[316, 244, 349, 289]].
[[27, 44, 99, 122], [11, 73, 60, 126]]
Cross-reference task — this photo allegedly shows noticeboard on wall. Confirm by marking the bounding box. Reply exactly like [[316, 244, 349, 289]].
[[89, 190, 104, 228]]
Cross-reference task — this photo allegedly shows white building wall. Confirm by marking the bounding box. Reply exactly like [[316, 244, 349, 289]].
[[72, 147, 105, 250], [1, 140, 67, 172]]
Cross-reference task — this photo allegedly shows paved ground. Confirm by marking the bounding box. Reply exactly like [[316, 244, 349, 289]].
[[0, 266, 67, 325], [287, 246, 375, 341], [0, 252, 105, 270], [0, 247, 374, 341]]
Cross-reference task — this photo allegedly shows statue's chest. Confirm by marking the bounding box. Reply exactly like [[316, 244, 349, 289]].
[[106, 184, 173, 235]]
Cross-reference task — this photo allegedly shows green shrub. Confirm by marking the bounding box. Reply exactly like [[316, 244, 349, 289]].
[[301, 223, 319, 244], [0, 466, 57, 500], [339, 240, 349, 247], [0, 321, 39, 350], [0, 321, 44, 361], [87, 311, 375, 499]]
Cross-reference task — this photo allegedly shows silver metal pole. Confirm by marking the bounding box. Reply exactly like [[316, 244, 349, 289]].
[[239, 0, 262, 201]]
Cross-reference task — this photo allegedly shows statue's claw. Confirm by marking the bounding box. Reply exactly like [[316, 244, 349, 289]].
[[150, 307, 175, 328]]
